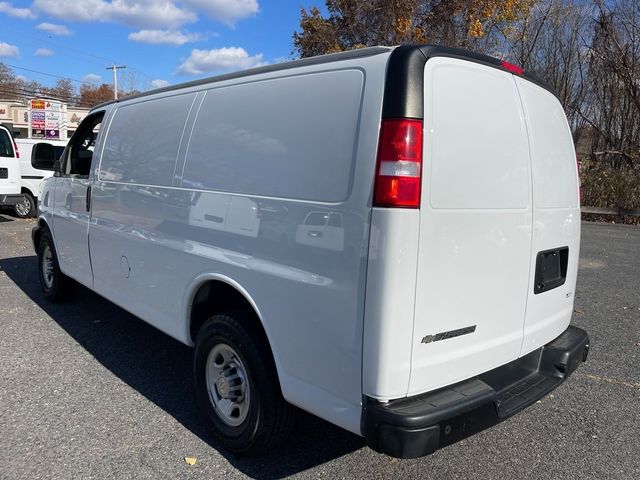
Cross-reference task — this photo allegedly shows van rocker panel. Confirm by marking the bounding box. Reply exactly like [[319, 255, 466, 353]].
[[0, 194, 24, 206], [362, 325, 589, 458]]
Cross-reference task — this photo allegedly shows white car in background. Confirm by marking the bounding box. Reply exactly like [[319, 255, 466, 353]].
[[14, 138, 67, 218], [0, 124, 22, 213]]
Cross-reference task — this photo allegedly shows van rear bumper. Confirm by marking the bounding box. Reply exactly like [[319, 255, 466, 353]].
[[0, 194, 23, 207], [362, 325, 589, 458]]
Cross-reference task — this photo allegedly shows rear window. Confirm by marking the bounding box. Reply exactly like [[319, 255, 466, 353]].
[[0, 129, 14, 158]]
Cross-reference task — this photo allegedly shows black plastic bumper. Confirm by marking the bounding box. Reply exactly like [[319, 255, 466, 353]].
[[362, 325, 590, 458], [0, 194, 23, 207]]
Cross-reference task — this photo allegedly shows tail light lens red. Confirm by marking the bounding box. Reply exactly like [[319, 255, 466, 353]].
[[13, 140, 19, 158], [500, 60, 525, 76], [374, 119, 423, 208]]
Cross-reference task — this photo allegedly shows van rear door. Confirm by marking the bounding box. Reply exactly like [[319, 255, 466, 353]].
[[408, 57, 533, 395], [514, 78, 580, 355]]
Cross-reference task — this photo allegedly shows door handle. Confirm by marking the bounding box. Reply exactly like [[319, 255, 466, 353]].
[[85, 185, 92, 212]]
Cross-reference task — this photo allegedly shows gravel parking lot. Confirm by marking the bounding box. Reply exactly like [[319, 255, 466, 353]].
[[0, 216, 638, 480]]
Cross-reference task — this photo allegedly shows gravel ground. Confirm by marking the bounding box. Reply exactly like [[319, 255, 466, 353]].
[[0, 215, 638, 480]]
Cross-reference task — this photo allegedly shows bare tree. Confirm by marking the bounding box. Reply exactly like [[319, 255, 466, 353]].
[[505, 1, 593, 136], [584, 0, 639, 168]]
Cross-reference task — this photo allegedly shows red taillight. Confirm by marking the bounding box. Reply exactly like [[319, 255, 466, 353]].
[[374, 118, 423, 208], [13, 141, 19, 158], [500, 60, 524, 76]]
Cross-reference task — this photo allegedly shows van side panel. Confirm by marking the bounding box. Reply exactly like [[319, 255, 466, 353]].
[[515, 78, 580, 355], [408, 58, 533, 396], [181, 72, 360, 202], [99, 93, 198, 187], [90, 93, 198, 334], [89, 57, 389, 435], [362, 209, 420, 400]]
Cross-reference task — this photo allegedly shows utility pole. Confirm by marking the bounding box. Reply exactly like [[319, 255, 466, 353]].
[[106, 64, 127, 100]]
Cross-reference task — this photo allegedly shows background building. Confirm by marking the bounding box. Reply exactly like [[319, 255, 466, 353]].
[[0, 98, 89, 140]]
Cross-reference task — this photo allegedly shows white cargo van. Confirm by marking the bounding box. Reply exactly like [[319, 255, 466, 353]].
[[31, 45, 589, 458], [0, 124, 23, 212], [14, 138, 67, 218]]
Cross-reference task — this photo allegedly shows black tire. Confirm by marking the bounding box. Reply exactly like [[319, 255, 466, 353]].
[[194, 312, 296, 455], [14, 193, 36, 218], [37, 230, 74, 302]]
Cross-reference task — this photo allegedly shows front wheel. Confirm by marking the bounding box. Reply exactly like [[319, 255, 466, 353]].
[[194, 312, 296, 455], [14, 193, 36, 218], [37, 230, 73, 302]]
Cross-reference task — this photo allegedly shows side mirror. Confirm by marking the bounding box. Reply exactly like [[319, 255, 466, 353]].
[[31, 143, 58, 171]]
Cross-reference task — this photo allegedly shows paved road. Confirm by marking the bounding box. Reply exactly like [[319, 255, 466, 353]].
[[0, 216, 638, 480]]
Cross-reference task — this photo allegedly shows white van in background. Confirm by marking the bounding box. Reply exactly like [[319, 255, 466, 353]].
[[0, 124, 22, 212], [31, 45, 590, 459], [13, 138, 67, 218], [188, 194, 261, 238]]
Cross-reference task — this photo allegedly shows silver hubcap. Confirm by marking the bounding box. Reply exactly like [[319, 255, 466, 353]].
[[42, 245, 54, 289], [205, 343, 250, 427], [15, 197, 30, 216]]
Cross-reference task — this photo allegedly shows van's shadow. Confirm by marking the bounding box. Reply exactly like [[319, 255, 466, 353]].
[[0, 255, 364, 479]]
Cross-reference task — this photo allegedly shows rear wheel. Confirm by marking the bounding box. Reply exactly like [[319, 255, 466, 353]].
[[194, 312, 296, 455], [14, 193, 36, 218], [37, 230, 73, 302]]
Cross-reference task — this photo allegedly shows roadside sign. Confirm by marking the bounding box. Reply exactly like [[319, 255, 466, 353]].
[[29, 99, 65, 139]]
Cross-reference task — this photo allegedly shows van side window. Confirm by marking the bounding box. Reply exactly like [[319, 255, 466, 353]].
[[62, 112, 104, 177], [0, 130, 14, 157], [305, 212, 327, 226]]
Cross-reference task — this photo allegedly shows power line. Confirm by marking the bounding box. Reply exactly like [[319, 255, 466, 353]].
[[3, 63, 100, 86], [0, 23, 120, 65], [1, 23, 158, 85]]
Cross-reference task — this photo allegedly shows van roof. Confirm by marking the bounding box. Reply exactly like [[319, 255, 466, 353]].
[[93, 46, 393, 110], [93, 45, 556, 112]]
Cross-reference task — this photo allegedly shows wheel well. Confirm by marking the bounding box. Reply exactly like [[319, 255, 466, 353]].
[[21, 187, 34, 198], [33, 219, 50, 250], [189, 280, 267, 345]]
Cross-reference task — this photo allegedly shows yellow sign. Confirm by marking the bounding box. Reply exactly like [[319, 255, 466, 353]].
[[31, 100, 45, 109]]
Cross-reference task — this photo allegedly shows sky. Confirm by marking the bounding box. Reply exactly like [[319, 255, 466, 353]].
[[0, 1, 322, 92]]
